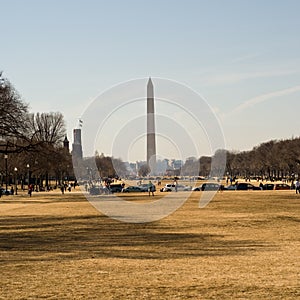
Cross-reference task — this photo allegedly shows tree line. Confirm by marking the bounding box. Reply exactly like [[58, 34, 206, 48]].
[[181, 138, 300, 180], [0, 73, 128, 187], [78, 152, 127, 180], [0, 72, 71, 190], [225, 138, 300, 180]]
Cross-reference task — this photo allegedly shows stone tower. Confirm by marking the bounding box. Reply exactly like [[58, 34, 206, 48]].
[[147, 77, 156, 174], [72, 128, 83, 159]]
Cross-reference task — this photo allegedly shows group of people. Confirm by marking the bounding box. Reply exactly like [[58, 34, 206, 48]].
[[60, 183, 74, 194]]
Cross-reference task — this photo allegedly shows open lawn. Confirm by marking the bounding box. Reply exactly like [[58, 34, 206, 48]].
[[0, 190, 299, 299]]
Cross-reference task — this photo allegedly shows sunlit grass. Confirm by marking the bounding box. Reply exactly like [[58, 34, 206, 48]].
[[0, 190, 299, 299]]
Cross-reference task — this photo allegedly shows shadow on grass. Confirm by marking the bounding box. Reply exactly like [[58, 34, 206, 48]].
[[0, 214, 272, 263], [0, 193, 164, 205], [0, 193, 88, 205]]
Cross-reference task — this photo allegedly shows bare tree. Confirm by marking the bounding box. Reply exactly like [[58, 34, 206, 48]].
[[0, 74, 66, 154], [27, 112, 66, 147], [181, 157, 200, 176], [199, 156, 212, 177], [0, 75, 30, 153], [138, 164, 150, 177], [26, 112, 67, 188], [94, 153, 127, 179]]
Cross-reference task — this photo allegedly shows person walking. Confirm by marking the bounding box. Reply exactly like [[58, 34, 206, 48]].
[[148, 181, 155, 197], [295, 179, 300, 194], [28, 184, 33, 197], [174, 180, 178, 192]]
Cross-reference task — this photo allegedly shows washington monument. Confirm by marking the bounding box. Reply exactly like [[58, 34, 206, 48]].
[[147, 77, 156, 173]]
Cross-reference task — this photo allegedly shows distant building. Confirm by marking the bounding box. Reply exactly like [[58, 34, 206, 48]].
[[72, 128, 83, 159], [163, 159, 183, 177]]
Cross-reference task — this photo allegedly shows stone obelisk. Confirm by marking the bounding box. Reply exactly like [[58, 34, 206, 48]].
[[147, 77, 156, 174]]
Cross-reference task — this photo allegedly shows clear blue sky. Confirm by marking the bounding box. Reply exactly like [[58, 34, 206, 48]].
[[2, 0, 300, 160]]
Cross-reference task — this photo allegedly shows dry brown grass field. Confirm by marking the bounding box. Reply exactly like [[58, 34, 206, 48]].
[[0, 189, 299, 299]]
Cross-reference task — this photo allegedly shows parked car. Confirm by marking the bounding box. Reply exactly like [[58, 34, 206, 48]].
[[224, 184, 237, 190], [274, 183, 291, 190], [192, 186, 201, 191], [0, 187, 13, 195], [139, 183, 156, 192], [262, 183, 275, 190], [201, 183, 223, 191], [89, 186, 102, 195], [109, 184, 124, 193], [225, 183, 261, 190], [193, 183, 222, 191], [89, 185, 111, 195], [122, 186, 143, 193], [238, 183, 261, 190], [160, 184, 191, 192]]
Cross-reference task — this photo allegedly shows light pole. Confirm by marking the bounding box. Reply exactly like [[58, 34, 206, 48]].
[[4, 154, 8, 191], [14, 167, 18, 195], [34, 160, 38, 192], [27, 164, 30, 189]]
